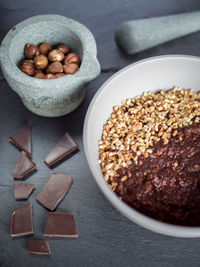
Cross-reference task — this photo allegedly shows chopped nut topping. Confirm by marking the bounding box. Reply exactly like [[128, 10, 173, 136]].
[[173, 162, 179, 168], [98, 87, 200, 184], [121, 176, 127, 182]]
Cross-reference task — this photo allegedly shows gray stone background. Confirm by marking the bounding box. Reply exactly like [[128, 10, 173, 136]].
[[1, 0, 200, 266]]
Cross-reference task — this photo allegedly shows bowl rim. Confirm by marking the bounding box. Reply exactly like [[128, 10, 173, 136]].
[[0, 14, 100, 99], [83, 54, 200, 238]]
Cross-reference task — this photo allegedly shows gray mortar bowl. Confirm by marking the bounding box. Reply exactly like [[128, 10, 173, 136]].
[[0, 15, 100, 117]]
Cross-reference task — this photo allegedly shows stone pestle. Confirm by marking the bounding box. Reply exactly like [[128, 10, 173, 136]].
[[115, 11, 200, 55]]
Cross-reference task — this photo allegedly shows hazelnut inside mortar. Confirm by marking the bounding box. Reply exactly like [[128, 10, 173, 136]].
[[20, 42, 81, 79]]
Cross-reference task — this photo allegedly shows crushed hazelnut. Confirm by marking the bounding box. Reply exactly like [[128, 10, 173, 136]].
[[99, 87, 200, 185]]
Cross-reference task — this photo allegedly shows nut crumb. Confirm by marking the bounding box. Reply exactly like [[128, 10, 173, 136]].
[[98, 87, 200, 184]]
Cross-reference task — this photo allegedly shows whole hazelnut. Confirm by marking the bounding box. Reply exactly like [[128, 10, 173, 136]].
[[63, 63, 79, 74], [55, 73, 66, 78], [57, 44, 70, 54], [24, 44, 39, 59], [39, 42, 52, 56], [44, 73, 56, 79], [34, 72, 45, 79], [46, 62, 63, 74], [20, 62, 35, 76], [48, 49, 64, 62], [22, 59, 34, 65], [35, 69, 44, 74], [34, 55, 48, 70], [64, 53, 81, 65]]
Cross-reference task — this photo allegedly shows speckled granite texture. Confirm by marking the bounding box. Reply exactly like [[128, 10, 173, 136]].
[[0, 15, 100, 117], [115, 11, 200, 54]]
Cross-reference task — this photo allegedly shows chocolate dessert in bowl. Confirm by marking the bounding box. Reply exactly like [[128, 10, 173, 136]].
[[83, 55, 200, 237], [99, 86, 200, 226]]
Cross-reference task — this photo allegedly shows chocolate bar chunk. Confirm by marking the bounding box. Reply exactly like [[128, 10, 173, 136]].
[[13, 152, 36, 179], [28, 240, 51, 255], [44, 212, 78, 238], [36, 173, 73, 211], [10, 202, 33, 237], [44, 132, 78, 167], [14, 183, 34, 200], [9, 123, 32, 157]]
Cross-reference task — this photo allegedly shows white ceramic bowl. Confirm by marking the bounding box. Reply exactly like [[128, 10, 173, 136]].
[[83, 55, 200, 237]]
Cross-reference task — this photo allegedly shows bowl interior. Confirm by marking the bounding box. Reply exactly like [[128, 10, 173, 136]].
[[84, 55, 200, 237], [9, 21, 83, 68]]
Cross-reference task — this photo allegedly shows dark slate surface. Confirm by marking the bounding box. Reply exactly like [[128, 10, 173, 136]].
[[1, 0, 200, 266]]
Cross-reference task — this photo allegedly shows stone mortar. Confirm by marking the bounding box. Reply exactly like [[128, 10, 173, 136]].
[[0, 14, 101, 117]]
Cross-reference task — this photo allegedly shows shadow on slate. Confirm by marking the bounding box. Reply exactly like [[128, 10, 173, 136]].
[[114, 30, 200, 68]]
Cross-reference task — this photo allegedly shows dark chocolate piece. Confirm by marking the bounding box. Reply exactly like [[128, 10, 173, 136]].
[[28, 240, 51, 255], [44, 132, 78, 167], [14, 183, 34, 200], [44, 212, 78, 238], [36, 173, 73, 211], [13, 152, 36, 179], [9, 123, 32, 157], [10, 202, 33, 237]]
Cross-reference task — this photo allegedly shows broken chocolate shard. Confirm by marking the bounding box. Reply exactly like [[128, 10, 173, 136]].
[[10, 202, 33, 237], [44, 132, 78, 167], [14, 183, 34, 200], [28, 240, 51, 255], [13, 152, 36, 179], [44, 212, 78, 238], [36, 173, 73, 211], [9, 123, 32, 157]]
